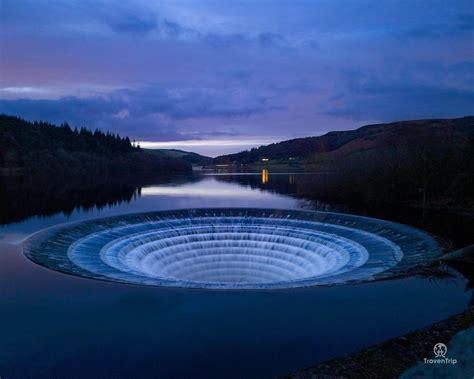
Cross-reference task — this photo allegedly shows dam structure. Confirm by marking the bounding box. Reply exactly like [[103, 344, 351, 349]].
[[24, 208, 442, 289]]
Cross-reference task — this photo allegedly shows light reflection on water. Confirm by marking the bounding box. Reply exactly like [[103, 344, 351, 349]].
[[0, 176, 299, 241], [262, 169, 269, 184], [141, 178, 272, 197]]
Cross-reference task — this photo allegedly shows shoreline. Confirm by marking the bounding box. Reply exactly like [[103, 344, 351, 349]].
[[287, 248, 474, 378], [286, 307, 474, 378]]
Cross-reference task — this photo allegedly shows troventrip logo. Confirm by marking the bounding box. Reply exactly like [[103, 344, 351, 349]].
[[424, 342, 457, 365], [433, 343, 447, 358]]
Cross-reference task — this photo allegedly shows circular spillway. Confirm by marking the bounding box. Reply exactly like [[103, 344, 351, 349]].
[[23, 208, 442, 289]]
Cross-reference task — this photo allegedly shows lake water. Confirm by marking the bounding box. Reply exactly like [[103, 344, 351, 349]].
[[1, 173, 472, 378]]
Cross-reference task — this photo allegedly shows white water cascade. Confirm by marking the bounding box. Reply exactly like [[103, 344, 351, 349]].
[[24, 208, 442, 289]]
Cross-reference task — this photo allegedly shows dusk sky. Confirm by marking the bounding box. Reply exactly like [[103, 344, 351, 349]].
[[1, 0, 473, 156]]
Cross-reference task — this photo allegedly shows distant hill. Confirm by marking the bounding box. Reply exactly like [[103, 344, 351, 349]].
[[214, 116, 474, 207], [146, 149, 213, 166], [214, 117, 474, 169], [0, 115, 191, 181]]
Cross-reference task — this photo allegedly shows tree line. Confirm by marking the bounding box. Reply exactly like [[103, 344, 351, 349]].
[[0, 114, 191, 182]]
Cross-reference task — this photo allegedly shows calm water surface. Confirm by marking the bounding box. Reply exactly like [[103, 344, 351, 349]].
[[1, 174, 472, 378]]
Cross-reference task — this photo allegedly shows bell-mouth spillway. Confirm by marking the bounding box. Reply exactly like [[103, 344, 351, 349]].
[[23, 208, 442, 289]]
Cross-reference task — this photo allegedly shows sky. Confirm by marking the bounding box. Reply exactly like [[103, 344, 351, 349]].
[[0, 0, 473, 156]]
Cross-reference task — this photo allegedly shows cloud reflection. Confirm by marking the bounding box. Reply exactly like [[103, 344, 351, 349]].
[[141, 179, 267, 198]]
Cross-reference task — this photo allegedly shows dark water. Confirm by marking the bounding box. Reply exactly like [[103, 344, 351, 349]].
[[1, 173, 473, 378]]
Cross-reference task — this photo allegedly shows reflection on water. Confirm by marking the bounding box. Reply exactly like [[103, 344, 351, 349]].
[[289, 173, 295, 185], [0, 176, 301, 241], [208, 172, 474, 249], [261, 169, 268, 184], [1, 171, 474, 248], [0, 177, 141, 225], [0, 172, 473, 378], [142, 179, 272, 198]]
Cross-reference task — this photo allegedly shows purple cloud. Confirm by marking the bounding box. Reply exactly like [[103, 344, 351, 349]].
[[0, 0, 472, 155]]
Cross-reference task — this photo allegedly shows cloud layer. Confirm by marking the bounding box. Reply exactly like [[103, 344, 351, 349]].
[[1, 0, 473, 154]]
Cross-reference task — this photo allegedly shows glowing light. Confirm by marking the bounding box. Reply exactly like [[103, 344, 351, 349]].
[[262, 169, 269, 184]]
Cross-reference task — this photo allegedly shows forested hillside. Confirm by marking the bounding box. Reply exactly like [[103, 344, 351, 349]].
[[0, 115, 191, 180], [214, 117, 474, 166], [147, 149, 213, 166], [215, 117, 474, 206]]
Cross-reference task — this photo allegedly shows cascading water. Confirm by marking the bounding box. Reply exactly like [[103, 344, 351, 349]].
[[23, 208, 442, 289]]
